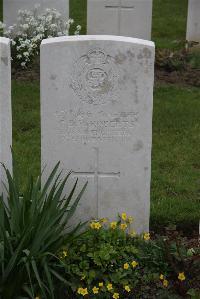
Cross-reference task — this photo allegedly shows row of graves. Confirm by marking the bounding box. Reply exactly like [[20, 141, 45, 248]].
[[3, 0, 200, 42], [0, 0, 199, 233]]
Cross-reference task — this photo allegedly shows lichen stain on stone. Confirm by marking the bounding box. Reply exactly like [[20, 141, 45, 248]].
[[143, 47, 152, 59], [114, 52, 127, 64], [96, 78, 112, 95], [137, 48, 152, 60], [137, 52, 143, 60], [132, 140, 143, 152], [1, 56, 8, 66], [118, 71, 129, 85], [114, 49, 135, 64], [50, 74, 57, 80], [127, 49, 135, 60]]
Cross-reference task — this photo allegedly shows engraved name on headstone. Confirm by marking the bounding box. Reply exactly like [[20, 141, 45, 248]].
[[41, 36, 155, 233], [0, 37, 12, 193], [87, 0, 152, 40]]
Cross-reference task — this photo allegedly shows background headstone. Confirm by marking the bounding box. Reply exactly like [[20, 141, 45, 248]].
[[3, 0, 69, 26], [0, 37, 12, 193], [186, 0, 200, 42], [41, 35, 155, 233], [87, 0, 152, 40]]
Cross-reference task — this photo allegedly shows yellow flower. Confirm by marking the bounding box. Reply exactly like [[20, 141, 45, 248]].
[[120, 223, 127, 230], [92, 286, 99, 294], [99, 282, 104, 287], [110, 221, 117, 229], [77, 287, 88, 296], [77, 288, 83, 294], [124, 285, 131, 292], [128, 216, 134, 223], [178, 272, 186, 281], [107, 283, 113, 291], [123, 262, 129, 270], [90, 221, 96, 229], [90, 221, 102, 230], [129, 229, 136, 237], [143, 233, 150, 241], [131, 260, 138, 268], [81, 288, 88, 296], [62, 250, 67, 257], [163, 279, 169, 287], [95, 222, 102, 230], [35, 297, 40, 299], [160, 274, 164, 280], [121, 212, 127, 221], [113, 293, 120, 299]]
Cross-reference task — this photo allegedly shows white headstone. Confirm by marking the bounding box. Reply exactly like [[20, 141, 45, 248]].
[[3, 0, 69, 26], [87, 0, 152, 40], [0, 37, 12, 192], [41, 35, 155, 233], [186, 0, 200, 42]]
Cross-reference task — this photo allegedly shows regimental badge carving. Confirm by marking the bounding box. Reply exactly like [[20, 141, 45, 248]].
[[71, 48, 120, 105]]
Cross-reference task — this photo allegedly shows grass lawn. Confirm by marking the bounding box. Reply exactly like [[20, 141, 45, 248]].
[[1, 0, 188, 49], [12, 80, 200, 232]]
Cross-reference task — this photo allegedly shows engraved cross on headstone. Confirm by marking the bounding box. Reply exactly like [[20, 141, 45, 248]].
[[105, 0, 135, 34], [72, 147, 120, 217]]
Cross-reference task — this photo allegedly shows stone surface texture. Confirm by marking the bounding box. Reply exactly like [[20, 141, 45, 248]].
[[186, 0, 200, 42], [0, 37, 12, 193], [3, 0, 69, 26], [87, 0, 152, 40], [41, 35, 155, 233]]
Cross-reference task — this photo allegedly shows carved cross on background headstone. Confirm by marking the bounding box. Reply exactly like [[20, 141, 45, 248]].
[[72, 147, 120, 217], [105, 0, 135, 34]]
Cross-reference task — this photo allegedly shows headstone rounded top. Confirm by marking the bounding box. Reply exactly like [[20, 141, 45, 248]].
[[41, 35, 155, 48], [0, 37, 10, 45]]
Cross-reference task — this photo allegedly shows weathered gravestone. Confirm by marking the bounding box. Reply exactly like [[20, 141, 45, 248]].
[[87, 0, 152, 40], [41, 35, 155, 233], [3, 0, 69, 26], [0, 37, 12, 193], [186, 0, 200, 43]]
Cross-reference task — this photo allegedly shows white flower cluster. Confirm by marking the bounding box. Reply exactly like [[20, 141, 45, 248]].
[[1, 5, 81, 68]]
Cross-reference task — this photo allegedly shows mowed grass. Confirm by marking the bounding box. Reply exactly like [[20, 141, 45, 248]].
[[69, 0, 188, 49], [12, 80, 200, 231], [1, 0, 188, 49], [152, 0, 188, 49]]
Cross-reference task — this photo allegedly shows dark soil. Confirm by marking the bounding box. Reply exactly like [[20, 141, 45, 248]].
[[12, 63, 200, 88], [155, 67, 200, 87]]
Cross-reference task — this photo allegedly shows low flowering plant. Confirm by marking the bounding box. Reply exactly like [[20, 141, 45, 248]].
[[57, 213, 199, 298], [1, 5, 81, 68]]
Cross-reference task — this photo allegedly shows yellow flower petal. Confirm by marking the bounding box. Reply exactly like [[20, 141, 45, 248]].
[[131, 260, 138, 268], [123, 263, 129, 270], [143, 232, 150, 240], [107, 283, 113, 291], [160, 274, 164, 280], [120, 223, 127, 230], [178, 272, 186, 281], [121, 212, 127, 221], [113, 293, 120, 299], [110, 221, 117, 229], [163, 279, 169, 287], [92, 286, 99, 294], [124, 285, 131, 292]]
